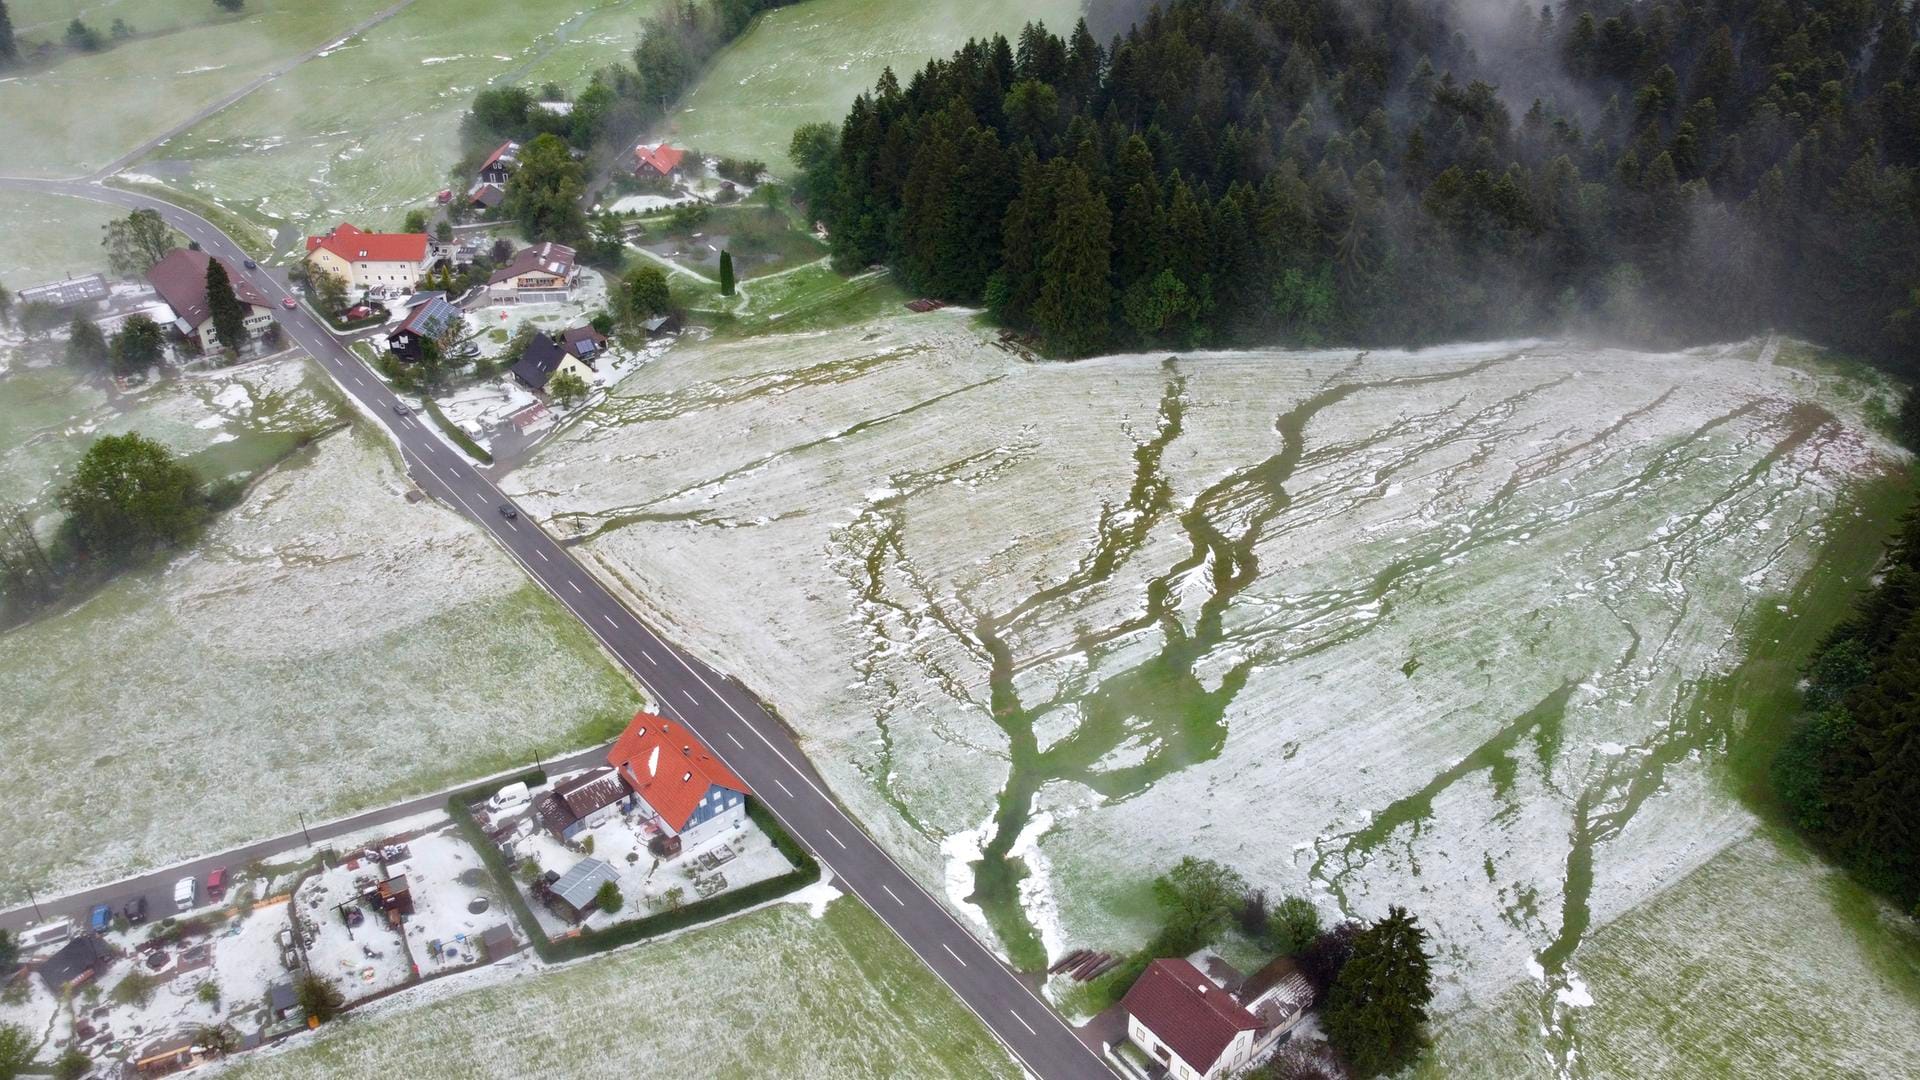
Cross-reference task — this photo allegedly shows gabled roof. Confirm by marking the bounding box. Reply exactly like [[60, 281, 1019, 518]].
[[510, 331, 565, 389], [557, 767, 628, 819], [397, 295, 462, 341], [632, 142, 686, 175], [145, 248, 270, 328], [469, 183, 506, 208], [39, 934, 114, 989], [488, 241, 577, 285], [550, 857, 620, 910], [561, 325, 605, 357], [480, 140, 520, 172], [1122, 958, 1262, 1074], [607, 712, 748, 832], [306, 222, 428, 264]]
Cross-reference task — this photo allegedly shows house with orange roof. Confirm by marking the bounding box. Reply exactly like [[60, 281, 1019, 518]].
[[304, 222, 431, 292], [631, 142, 687, 179], [606, 712, 750, 855]]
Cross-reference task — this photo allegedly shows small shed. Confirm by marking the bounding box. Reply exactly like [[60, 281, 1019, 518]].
[[372, 873, 414, 916], [641, 313, 679, 336], [479, 924, 518, 962], [548, 857, 621, 922], [133, 1032, 197, 1074], [266, 974, 300, 1021]]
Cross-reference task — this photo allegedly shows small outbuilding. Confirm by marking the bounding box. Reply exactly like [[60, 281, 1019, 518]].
[[547, 857, 621, 922], [534, 767, 629, 841]]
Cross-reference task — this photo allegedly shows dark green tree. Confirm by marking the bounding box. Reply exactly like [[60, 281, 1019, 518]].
[[1323, 906, 1435, 1077], [0, 280, 12, 326], [65, 317, 109, 370], [52, 1048, 89, 1080], [788, 121, 840, 211], [594, 879, 624, 914], [204, 257, 247, 351], [0, 500, 57, 608], [1265, 893, 1323, 955], [214, 0, 244, 12], [718, 250, 735, 296], [1148, 856, 1247, 955], [65, 18, 102, 51], [295, 973, 346, 1024], [1031, 160, 1110, 355], [548, 369, 589, 406], [402, 208, 429, 233], [57, 433, 206, 559], [0, 1022, 33, 1080], [621, 265, 671, 321], [505, 133, 587, 245], [0, 0, 17, 68]]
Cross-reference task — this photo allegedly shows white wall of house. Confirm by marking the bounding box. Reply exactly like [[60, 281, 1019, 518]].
[[194, 305, 275, 351], [1125, 1015, 1256, 1080]]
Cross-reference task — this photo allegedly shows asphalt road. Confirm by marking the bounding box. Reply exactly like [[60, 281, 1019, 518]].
[[0, 178, 1114, 1080]]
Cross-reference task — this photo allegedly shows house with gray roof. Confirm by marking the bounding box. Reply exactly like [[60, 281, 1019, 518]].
[[547, 857, 621, 922]]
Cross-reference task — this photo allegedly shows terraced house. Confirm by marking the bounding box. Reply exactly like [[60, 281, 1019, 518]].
[[305, 222, 430, 292]]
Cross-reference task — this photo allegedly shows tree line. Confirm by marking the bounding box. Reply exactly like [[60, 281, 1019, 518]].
[[1773, 503, 1920, 915], [799, 0, 1920, 363]]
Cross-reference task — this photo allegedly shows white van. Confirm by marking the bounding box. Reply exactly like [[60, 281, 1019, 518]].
[[488, 781, 530, 811], [173, 875, 197, 912]]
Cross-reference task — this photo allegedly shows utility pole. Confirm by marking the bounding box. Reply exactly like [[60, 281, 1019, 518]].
[[298, 810, 312, 845], [24, 884, 44, 922]]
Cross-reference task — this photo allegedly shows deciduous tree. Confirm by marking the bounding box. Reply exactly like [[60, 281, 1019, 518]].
[[65, 316, 109, 370], [102, 209, 178, 277], [505, 133, 587, 245], [57, 433, 206, 560]]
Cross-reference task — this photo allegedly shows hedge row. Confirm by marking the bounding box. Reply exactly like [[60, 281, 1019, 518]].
[[447, 774, 819, 965]]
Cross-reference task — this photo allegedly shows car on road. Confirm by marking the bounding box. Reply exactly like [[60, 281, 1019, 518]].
[[207, 866, 227, 902], [243, 258, 258, 270], [89, 903, 112, 933], [173, 875, 196, 912], [393, 403, 412, 417], [498, 504, 518, 520], [123, 896, 148, 925], [281, 296, 297, 309]]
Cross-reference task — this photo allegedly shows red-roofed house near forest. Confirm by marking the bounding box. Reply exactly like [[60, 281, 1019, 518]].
[[631, 142, 686, 179], [607, 712, 749, 854], [305, 222, 430, 291], [1122, 956, 1310, 1080]]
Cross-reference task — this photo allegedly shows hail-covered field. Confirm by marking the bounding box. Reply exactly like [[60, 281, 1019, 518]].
[[0, 0, 393, 177], [220, 897, 1018, 1080], [0, 355, 641, 902], [670, 0, 1086, 166], [130, 0, 662, 255], [506, 314, 1920, 1070]]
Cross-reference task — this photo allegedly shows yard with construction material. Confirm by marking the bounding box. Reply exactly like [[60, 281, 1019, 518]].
[[220, 898, 1019, 1079], [505, 321, 1920, 1074]]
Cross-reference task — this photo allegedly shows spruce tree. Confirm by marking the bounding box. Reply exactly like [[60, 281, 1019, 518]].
[[1032, 160, 1111, 356], [0, 0, 16, 68], [1323, 906, 1435, 1077], [204, 257, 247, 352], [718, 250, 735, 296]]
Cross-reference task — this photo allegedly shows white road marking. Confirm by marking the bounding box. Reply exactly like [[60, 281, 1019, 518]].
[[1009, 1010, 1036, 1035], [942, 943, 967, 967], [640, 648, 657, 664], [774, 778, 794, 798], [603, 615, 618, 628], [568, 581, 581, 593], [681, 689, 697, 704], [824, 828, 846, 849], [882, 884, 904, 906], [726, 732, 743, 749], [536, 549, 549, 562]]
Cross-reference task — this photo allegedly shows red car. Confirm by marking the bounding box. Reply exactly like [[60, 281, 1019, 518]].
[[280, 296, 297, 309], [206, 866, 228, 902], [436, 189, 452, 205]]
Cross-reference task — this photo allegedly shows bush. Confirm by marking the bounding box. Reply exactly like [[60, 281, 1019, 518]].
[[1265, 894, 1323, 955], [111, 970, 159, 1008], [714, 157, 767, 185], [595, 880, 623, 915], [54, 1047, 91, 1080]]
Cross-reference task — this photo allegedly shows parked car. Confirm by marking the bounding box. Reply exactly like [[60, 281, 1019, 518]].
[[173, 876, 196, 913], [206, 867, 227, 902], [123, 896, 148, 925], [436, 189, 453, 205], [280, 296, 297, 309], [89, 903, 112, 933]]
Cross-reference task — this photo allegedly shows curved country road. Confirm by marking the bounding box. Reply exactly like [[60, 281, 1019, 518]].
[[0, 177, 1113, 1080]]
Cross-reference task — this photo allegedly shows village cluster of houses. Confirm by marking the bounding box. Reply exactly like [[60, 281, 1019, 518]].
[[463, 137, 689, 212]]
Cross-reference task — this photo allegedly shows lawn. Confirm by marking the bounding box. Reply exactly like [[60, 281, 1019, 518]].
[[0, 0, 393, 177], [633, 203, 827, 283], [135, 0, 660, 258], [669, 0, 1087, 167], [224, 897, 1019, 1079], [0, 191, 122, 285], [0, 412, 643, 902]]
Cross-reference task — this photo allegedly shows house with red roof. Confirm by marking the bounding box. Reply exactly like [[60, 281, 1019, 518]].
[[631, 142, 687, 179], [1121, 955, 1310, 1079], [304, 222, 430, 292], [606, 712, 749, 854]]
